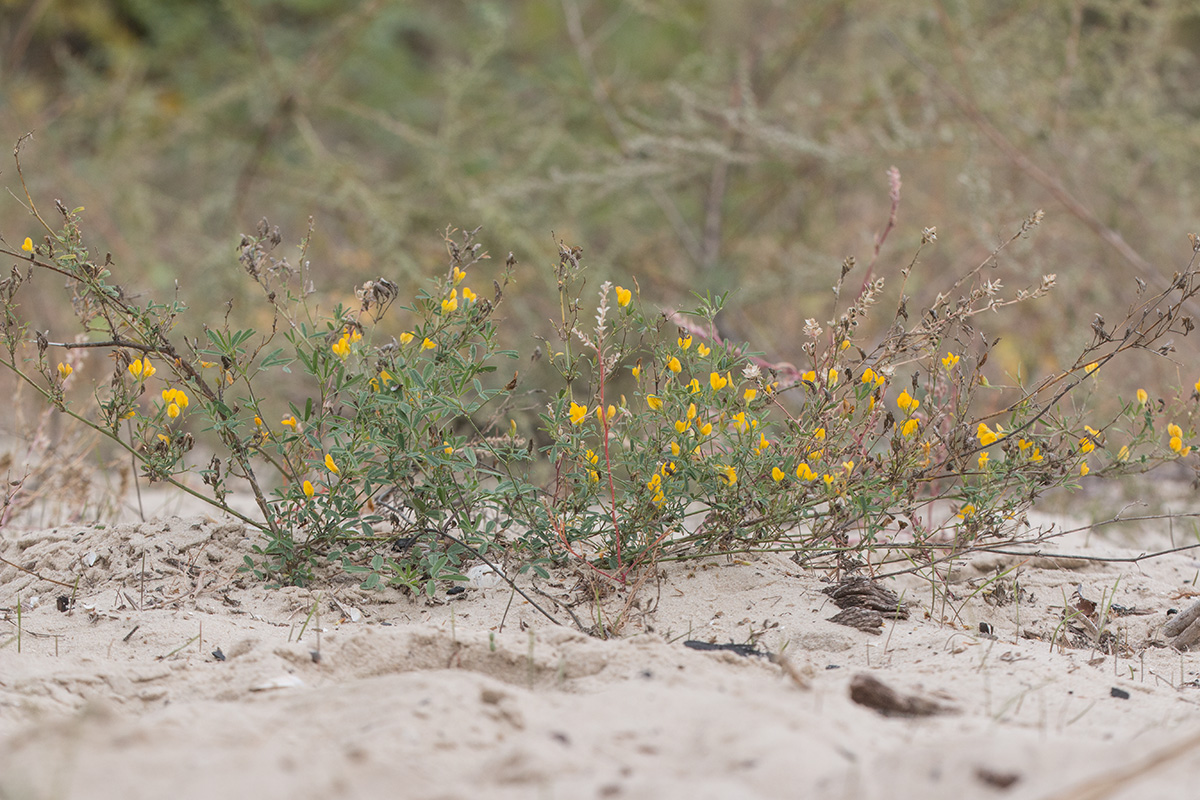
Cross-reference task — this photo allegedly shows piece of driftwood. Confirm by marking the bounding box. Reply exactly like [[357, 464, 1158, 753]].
[[849, 673, 954, 717], [828, 607, 886, 634], [822, 577, 909, 618], [1164, 598, 1200, 650]]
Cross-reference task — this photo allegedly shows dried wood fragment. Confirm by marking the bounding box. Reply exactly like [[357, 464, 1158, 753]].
[[849, 673, 954, 717], [1164, 598, 1200, 650], [822, 577, 908, 618], [828, 607, 885, 634]]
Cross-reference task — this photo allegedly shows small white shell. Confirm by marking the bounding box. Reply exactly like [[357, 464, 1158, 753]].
[[249, 673, 305, 692], [467, 564, 501, 589]]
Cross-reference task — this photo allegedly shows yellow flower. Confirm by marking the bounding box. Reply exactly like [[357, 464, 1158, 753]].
[[697, 344, 711, 357], [678, 335, 692, 350], [688, 378, 701, 394], [332, 336, 351, 359], [400, 332, 415, 345], [667, 356, 682, 374], [822, 474, 834, 486], [710, 372, 728, 391], [772, 466, 785, 482], [1137, 388, 1148, 406], [281, 415, 298, 429], [57, 362, 73, 380], [325, 453, 340, 474], [21, 237, 33, 253], [1195, 378, 1200, 394], [957, 504, 976, 519], [1168, 423, 1187, 454], [670, 441, 681, 456], [827, 368, 839, 387], [743, 388, 757, 403], [631, 364, 641, 379], [1079, 437, 1095, 454], [588, 470, 599, 483], [1117, 445, 1130, 462], [254, 416, 263, 426], [1029, 447, 1043, 463], [896, 390, 919, 415], [615, 286, 632, 307], [901, 418, 919, 437], [162, 388, 190, 411], [731, 411, 748, 432], [808, 448, 824, 461], [1080, 461, 1089, 476], [756, 432, 770, 454], [569, 401, 588, 425], [452, 266, 466, 285], [200, 361, 216, 369], [421, 337, 436, 351], [699, 421, 713, 437], [685, 403, 697, 421], [814, 427, 826, 441], [801, 370, 816, 384], [462, 286, 477, 302], [303, 480, 315, 498], [441, 289, 458, 314], [675, 419, 689, 433], [718, 465, 737, 486], [128, 357, 155, 380], [443, 442, 454, 455], [861, 368, 876, 385], [796, 462, 816, 481], [167, 403, 180, 419], [586, 448, 599, 465], [842, 460, 854, 474], [122, 409, 136, 419], [839, 340, 851, 351], [596, 404, 616, 423], [647, 395, 663, 411], [379, 369, 393, 385], [941, 352, 959, 371], [977, 422, 1001, 446], [978, 452, 989, 469], [348, 327, 363, 343], [1084, 361, 1099, 374]]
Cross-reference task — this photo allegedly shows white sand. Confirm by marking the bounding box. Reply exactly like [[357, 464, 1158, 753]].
[[3, 508, 1200, 799]]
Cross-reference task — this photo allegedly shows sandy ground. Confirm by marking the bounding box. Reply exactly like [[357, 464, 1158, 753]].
[[3, 498, 1200, 799]]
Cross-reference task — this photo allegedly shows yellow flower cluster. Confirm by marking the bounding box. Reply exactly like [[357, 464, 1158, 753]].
[[161, 387, 190, 419], [127, 356, 156, 380], [331, 327, 362, 360], [976, 422, 1003, 446], [1168, 423, 1192, 456], [1016, 438, 1043, 462]]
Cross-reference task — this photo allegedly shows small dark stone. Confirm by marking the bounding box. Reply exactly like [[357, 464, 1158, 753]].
[[975, 767, 1021, 789], [682, 640, 769, 658], [446, 586, 466, 596], [979, 621, 994, 635], [1111, 687, 1130, 699], [56, 595, 71, 612], [211, 648, 226, 661]]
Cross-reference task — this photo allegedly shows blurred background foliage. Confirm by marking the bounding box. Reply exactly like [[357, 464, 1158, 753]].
[[3, 0, 1200, 401]]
